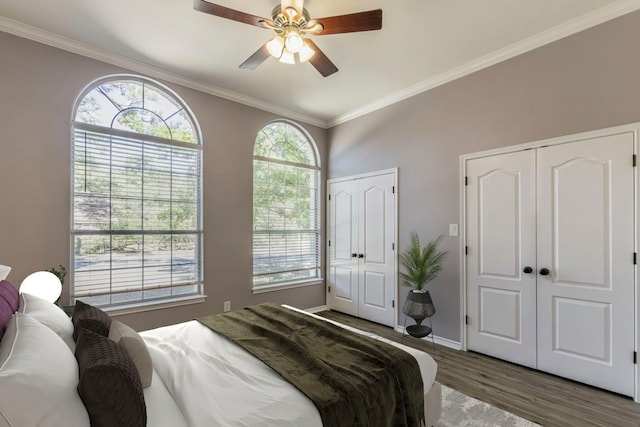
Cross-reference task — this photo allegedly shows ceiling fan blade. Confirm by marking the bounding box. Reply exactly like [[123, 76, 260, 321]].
[[239, 44, 271, 70], [194, 0, 266, 28], [305, 39, 338, 77], [315, 9, 382, 35]]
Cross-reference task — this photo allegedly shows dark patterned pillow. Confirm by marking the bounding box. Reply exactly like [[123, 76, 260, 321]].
[[0, 280, 19, 338], [72, 300, 112, 340], [75, 328, 147, 427]]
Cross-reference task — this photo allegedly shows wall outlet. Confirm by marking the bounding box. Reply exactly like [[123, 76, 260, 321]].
[[223, 301, 231, 312]]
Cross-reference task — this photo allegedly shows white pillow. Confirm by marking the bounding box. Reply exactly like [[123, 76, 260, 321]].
[[18, 293, 75, 350], [0, 265, 10, 281], [0, 313, 90, 427]]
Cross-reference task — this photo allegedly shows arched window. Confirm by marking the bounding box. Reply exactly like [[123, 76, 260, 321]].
[[253, 121, 321, 291], [71, 75, 203, 309]]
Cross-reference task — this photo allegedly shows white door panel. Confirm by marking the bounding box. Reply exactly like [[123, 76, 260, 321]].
[[479, 287, 521, 341], [553, 297, 610, 361], [479, 170, 522, 278], [334, 190, 355, 261], [328, 180, 358, 316], [328, 172, 396, 327], [362, 271, 386, 308], [359, 174, 395, 326], [332, 267, 354, 300], [536, 133, 635, 396], [362, 185, 386, 264], [466, 151, 537, 368]]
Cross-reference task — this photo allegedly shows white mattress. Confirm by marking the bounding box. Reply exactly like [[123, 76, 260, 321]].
[[140, 306, 438, 426]]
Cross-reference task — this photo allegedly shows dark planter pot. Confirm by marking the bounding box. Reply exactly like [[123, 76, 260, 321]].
[[403, 290, 435, 338]]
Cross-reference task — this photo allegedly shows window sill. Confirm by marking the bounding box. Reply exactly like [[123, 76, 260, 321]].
[[252, 279, 324, 295], [103, 294, 207, 317]]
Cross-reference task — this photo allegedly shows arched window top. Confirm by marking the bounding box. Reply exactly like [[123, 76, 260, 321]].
[[254, 121, 318, 167], [74, 76, 199, 144]]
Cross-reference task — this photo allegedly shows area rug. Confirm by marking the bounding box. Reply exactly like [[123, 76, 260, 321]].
[[436, 385, 540, 426]]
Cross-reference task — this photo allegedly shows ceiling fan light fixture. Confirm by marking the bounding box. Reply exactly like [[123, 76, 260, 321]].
[[266, 36, 285, 58], [284, 30, 304, 53], [298, 40, 315, 63], [279, 48, 296, 65], [194, 1, 382, 77]]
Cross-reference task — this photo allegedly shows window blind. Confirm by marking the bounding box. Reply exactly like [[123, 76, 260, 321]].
[[71, 127, 203, 307], [252, 157, 320, 287]]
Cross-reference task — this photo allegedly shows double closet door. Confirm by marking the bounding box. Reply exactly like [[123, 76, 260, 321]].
[[327, 171, 396, 327], [465, 132, 635, 396]]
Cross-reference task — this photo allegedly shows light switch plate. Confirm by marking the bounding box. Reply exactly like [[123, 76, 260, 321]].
[[449, 224, 459, 236]]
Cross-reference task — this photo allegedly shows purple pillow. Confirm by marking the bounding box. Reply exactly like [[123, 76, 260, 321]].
[[0, 280, 18, 309], [0, 298, 13, 339], [0, 280, 19, 338]]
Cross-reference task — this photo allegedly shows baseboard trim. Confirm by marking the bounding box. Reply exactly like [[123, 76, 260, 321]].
[[306, 305, 329, 313], [395, 326, 462, 350]]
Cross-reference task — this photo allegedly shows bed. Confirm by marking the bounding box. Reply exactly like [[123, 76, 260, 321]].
[[0, 277, 441, 427]]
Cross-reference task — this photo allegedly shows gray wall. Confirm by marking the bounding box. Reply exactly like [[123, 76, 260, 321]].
[[328, 11, 640, 342], [0, 31, 327, 331]]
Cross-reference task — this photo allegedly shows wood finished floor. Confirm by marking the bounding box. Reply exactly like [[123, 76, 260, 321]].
[[316, 310, 640, 427]]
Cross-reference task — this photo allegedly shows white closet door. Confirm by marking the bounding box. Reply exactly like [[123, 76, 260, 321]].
[[466, 151, 538, 368], [327, 172, 397, 327], [327, 179, 359, 316], [536, 133, 635, 396], [357, 173, 396, 327]]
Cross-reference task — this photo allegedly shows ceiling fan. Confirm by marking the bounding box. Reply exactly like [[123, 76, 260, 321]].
[[193, 0, 383, 77]]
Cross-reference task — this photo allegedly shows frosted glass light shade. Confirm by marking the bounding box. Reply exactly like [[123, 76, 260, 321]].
[[284, 32, 304, 53], [298, 42, 315, 63], [20, 271, 62, 303], [279, 49, 296, 64], [266, 36, 285, 58]]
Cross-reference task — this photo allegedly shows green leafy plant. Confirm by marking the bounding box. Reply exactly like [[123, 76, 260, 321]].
[[399, 233, 447, 291], [47, 264, 67, 286]]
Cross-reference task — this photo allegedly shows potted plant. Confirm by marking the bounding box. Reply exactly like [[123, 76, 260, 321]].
[[47, 264, 67, 286], [399, 232, 447, 338], [46, 264, 66, 305]]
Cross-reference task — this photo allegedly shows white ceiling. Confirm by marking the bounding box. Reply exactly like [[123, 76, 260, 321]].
[[1, 0, 639, 128]]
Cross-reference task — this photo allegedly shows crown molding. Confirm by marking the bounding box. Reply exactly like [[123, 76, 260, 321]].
[[328, 0, 640, 128], [0, 16, 327, 129]]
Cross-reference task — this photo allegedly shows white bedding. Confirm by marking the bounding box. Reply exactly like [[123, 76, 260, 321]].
[[143, 368, 190, 427], [140, 305, 438, 426]]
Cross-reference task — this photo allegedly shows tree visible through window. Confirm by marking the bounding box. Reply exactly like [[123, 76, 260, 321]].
[[71, 76, 203, 308], [253, 121, 320, 289]]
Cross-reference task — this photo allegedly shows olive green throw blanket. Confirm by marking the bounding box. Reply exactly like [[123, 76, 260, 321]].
[[197, 303, 424, 427]]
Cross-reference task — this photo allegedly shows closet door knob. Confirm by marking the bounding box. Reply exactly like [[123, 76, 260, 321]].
[[523, 266, 533, 274], [351, 253, 358, 258], [539, 268, 550, 276], [358, 254, 364, 258]]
